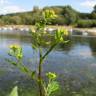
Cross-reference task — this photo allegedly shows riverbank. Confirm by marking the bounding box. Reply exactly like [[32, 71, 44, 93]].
[[1, 25, 96, 29], [0, 25, 96, 35]]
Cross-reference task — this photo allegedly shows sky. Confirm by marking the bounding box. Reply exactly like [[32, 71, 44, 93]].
[[0, 0, 96, 15]]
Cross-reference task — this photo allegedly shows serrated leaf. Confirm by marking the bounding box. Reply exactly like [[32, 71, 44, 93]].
[[9, 86, 18, 96]]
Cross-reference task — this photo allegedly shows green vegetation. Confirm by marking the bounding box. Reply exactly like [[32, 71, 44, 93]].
[[93, 5, 96, 13], [7, 9, 68, 96], [9, 86, 18, 96], [0, 5, 96, 28], [77, 19, 96, 28]]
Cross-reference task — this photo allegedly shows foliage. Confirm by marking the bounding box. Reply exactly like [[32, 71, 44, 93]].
[[7, 9, 68, 96], [77, 19, 96, 28], [9, 86, 18, 96], [91, 13, 96, 19], [43, 72, 59, 96], [0, 5, 96, 27], [62, 6, 78, 25], [93, 5, 96, 13]]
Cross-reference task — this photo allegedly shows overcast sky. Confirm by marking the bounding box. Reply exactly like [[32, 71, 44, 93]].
[[0, 0, 96, 14]]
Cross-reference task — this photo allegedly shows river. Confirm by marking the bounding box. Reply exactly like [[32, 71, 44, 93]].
[[0, 34, 96, 96]]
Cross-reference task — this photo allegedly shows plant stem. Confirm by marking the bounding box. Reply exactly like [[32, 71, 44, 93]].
[[38, 48, 43, 96], [42, 42, 58, 60]]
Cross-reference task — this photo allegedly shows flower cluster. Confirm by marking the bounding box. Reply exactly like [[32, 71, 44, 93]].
[[46, 72, 57, 80], [10, 44, 20, 51], [55, 29, 68, 42], [43, 9, 57, 20], [9, 44, 23, 60]]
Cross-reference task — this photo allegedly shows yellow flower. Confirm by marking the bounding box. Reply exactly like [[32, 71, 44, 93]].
[[58, 29, 68, 36], [10, 44, 21, 53], [46, 72, 57, 79], [64, 29, 68, 36], [17, 54, 23, 59], [43, 9, 57, 19], [10, 44, 20, 49]]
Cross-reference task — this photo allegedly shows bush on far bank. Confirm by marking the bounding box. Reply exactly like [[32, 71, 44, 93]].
[[77, 19, 96, 28]]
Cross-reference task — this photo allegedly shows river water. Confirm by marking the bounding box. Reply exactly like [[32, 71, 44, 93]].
[[0, 34, 96, 96]]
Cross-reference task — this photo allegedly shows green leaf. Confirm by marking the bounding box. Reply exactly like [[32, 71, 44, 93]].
[[9, 86, 18, 96], [32, 44, 38, 50], [19, 66, 29, 73], [63, 40, 70, 43], [5, 58, 17, 66], [47, 81, 59, 96], [31, 71, 36, 79]]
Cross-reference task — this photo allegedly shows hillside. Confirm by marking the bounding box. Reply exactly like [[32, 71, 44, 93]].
[[0, 5, 96, 27]]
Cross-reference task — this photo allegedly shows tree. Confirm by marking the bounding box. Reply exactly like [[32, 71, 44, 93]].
[[62, 6, 78, 25], [33, 6, 40, 13], [10, 16, 21, 24], [93, 5, 96, 13], [91, 12, 96, 19], [0, 19, 4, 25]]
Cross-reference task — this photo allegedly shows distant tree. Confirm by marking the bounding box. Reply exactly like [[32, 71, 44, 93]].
[[93, 5, 96, 13], [62, 6, 78, 25], [51, 16, 67, 25], [91, 12, 96, 19], [0, 5, 96, 27], [19, 14, 28, 24], [22, 14, 34, 25], [77, 19, 96, 28], [43, 6, 79, 25], [0, 19, 4, 25], [1, 16, 12, 24], [33, 6, 40, 13], [90, 5, 96, 19], [10, 16, 21, 24], [79, 13, 90, 19]]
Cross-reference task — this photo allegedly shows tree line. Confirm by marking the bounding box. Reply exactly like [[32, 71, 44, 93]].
[[0, 5, 96, 28]]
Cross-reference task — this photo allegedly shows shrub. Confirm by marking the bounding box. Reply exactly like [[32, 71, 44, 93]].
[[77, 19, 96, 28]]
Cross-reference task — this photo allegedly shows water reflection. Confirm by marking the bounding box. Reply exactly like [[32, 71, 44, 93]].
[[88, 38, 96, 56]]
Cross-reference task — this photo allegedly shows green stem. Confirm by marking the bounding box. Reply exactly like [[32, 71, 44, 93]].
[[42, 42, 58, 60], [38, 48, 44, 96], [38, 42, 58, 96]]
